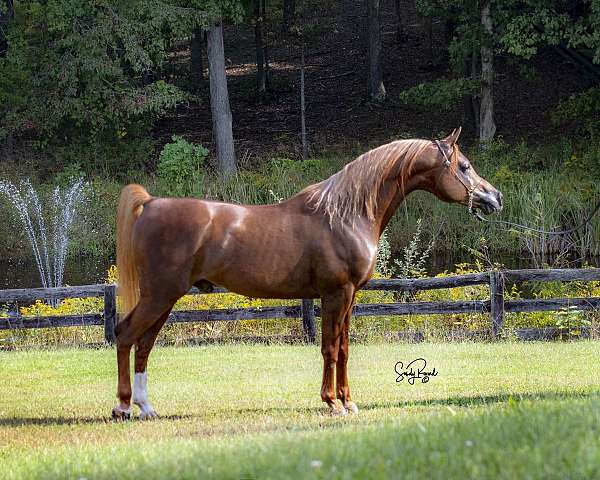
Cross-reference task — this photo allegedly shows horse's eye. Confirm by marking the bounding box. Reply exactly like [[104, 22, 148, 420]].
[[460, 163, 471, 172]]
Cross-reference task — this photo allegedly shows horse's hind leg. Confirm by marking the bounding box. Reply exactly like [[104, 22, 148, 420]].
[[112, 297, 175, 421], [132, 306, 173, 420]]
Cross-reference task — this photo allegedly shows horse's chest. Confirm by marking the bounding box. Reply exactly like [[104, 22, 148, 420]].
[[344, 236, 378, 282]]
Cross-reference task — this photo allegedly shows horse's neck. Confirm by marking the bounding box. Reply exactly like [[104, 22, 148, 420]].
[[374, 175, 418, 237]]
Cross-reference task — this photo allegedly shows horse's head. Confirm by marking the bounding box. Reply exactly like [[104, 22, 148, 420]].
[[417, 127, 503, 216]]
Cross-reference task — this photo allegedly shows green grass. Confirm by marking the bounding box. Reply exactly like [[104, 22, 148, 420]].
[[1, 342, 599, 479]]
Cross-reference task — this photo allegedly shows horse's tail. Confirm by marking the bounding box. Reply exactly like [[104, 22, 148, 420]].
[[116, 184, 152, 320]]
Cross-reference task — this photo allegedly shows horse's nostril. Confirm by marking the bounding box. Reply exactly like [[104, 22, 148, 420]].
[[497, 191, 503, 207]]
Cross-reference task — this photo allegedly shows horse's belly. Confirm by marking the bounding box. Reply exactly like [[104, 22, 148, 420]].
[[215, 278, 318, 299], [199, 242, 318, 299]]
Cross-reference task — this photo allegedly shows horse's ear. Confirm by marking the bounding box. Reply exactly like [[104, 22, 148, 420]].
[[443, 126, 462, 146]]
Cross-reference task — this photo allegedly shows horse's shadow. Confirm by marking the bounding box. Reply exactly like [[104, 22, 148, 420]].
[[1, 389, 598, 428], [229, 389, 600, 416], [358, 389, 600, 411], [0, 413, 197, 427]]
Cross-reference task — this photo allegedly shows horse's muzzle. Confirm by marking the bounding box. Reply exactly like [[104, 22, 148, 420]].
[[472, 189, 503, 215]]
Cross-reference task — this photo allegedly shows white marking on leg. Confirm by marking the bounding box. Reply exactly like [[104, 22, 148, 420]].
[[345, 401, 359, 414], [112, 404, 132, 416], [133, 371, 157, 420]]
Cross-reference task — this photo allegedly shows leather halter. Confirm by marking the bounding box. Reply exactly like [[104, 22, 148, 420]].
[[434, 140, 482, 214]]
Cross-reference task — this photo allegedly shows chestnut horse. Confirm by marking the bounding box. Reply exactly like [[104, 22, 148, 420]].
[[112, 128, 502, 420]]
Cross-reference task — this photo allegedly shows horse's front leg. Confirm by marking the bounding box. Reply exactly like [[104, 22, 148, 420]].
[[336, 298, 358, 414], [320, 284, 355, 416]]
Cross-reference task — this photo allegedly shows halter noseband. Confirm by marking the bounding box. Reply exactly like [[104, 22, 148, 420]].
[[434, 140, 482, 216]]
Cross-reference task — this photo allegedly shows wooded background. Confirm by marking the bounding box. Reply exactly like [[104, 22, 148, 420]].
[[0, 0, 598, 175]]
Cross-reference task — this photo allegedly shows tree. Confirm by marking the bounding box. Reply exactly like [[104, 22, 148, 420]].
[[207, 18, 236, 174], [254, 0, 270, 97], [394, 0, 406, 43], [0, 1, 191, 161], [366, 0, 385, 101], [181, 0, 243, 174], [300, 40, 308, 159], [190, 27, 205, 87], [282, 0, 295, 32], [496, 0, 600, 139], [479, 0, 496, 145]]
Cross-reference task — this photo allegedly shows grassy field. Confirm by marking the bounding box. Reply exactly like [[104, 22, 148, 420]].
[[1, 342, 599, 479]]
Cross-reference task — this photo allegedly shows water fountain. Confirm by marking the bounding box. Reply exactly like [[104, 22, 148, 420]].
[[0, 178, 86, 289]]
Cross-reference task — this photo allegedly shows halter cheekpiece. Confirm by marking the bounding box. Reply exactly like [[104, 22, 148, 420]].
[[434, 139, 481, 216]]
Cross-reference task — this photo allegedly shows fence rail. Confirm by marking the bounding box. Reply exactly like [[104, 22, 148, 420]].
[[1, 268, 599, 344]]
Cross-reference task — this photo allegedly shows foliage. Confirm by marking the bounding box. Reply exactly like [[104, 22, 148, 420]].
[[498, 0, 600, 63], [505, 273, 600, 335], [398, 77, 479, 111], [0, 0, 247, 170], [402, 262, 490, 335], [375, 228, 393, 277], [0, 1, 195, 145], [393, 219, 434, 279], [407, 0, 600, 125], [157, 136, 209, 196], [552, 87, 600, 139], [106, 264, 119, 284]]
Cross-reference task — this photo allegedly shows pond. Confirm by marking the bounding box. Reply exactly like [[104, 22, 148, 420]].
[[0, 256, 113, 289]]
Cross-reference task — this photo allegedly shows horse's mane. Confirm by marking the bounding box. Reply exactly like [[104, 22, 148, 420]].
[[301, 139, 433, 225]]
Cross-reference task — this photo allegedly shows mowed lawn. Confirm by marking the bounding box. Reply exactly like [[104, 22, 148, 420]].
[[1, 342, 599, 479]]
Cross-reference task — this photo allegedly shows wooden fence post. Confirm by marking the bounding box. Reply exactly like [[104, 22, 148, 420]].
[[490, 271, 505, 338], [103, 284, 117, 345], [301, 299, 316, 343]]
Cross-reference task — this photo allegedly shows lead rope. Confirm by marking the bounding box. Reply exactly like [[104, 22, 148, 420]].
[[433, 140, 600, 236], [472, 200, 600, 235]]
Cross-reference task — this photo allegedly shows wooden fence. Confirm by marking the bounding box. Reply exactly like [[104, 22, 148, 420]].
[[1, 268, 599, 344]]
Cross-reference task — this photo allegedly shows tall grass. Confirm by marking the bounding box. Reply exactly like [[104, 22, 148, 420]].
[[1, 140, 599, 268], [152, 142, 600, 261]]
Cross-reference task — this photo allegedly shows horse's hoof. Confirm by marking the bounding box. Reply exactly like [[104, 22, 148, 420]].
[[139, 409, 158, 421], [345, 401, 359, 414], [329, 403, 347, 417], [111, 407, 131, 422]]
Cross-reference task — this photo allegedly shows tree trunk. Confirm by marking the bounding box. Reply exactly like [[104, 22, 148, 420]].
[[470, 49, 480, 133], [479, 0, 496, 145], [463, 49, 479, 134], [283, 0, 295, 32], [300, 42, 308, 159], [207, 19, 236, 175], [444, 5, 458, 45], [394, 0, 406, 43], [191, 26, 204, 87], [367, 0, 386, 101], [264, 40, 271, 91], [254, 0, 267, 96], [426, 16, 433, 67]]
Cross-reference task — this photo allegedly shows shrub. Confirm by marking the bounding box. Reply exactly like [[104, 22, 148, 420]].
[[157, 136, 208, 196]]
